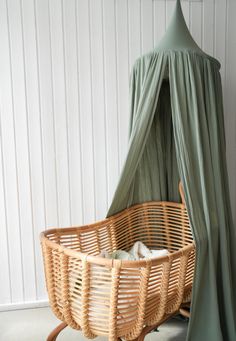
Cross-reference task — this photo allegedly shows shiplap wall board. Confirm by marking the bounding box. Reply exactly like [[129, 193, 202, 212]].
[[0, 0, 235, 310]]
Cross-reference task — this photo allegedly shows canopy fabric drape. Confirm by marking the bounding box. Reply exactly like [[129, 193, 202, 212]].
[[107, 1, 236, 340]]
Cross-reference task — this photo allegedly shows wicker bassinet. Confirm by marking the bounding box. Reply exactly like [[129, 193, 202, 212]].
[[40, 184, 195, 341]]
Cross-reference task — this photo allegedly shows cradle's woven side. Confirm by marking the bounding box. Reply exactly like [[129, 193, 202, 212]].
[[40, 200, 195, 340]]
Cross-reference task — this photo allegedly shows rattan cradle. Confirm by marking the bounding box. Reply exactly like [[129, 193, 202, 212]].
[[40, 184, 195, 341]]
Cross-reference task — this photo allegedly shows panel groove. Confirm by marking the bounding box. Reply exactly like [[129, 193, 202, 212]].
[[114, 0, 121, 172], [61, 0, 72, 225], [189, 0, 191, 33], [88, 0, 97, 220], [5, 0, 25, 301], [19, 0, 37, 300], [213, 0, 216, 57], [114, 0, 121, 173], [47, 0, 59, 226], [0, 103, 12, 303], [74, 0, 85, 224], [139, 0, 142, 54], [152, 0, 155, 48], [32, 0, 47, 300], [201, 1, 203, 47], [224, 0, 229, 103], [127, 0, 131, 74], [33, 0, 47, 232], [101, 0, 109, 210]]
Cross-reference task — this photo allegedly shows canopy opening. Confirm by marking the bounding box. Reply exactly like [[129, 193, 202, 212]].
[[130, 78, 180, 206]]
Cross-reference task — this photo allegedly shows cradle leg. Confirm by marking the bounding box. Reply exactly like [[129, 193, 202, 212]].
[[179, 308, 190, 319], [131, 324, 159, 341], [179, 301, 191, 319], [47, 322, 68, 341]]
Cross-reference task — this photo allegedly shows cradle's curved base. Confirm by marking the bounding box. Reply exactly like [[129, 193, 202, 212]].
[[47, 322, 67, 341], [46, 310, 188, 341], [45, 322, 157, 341]]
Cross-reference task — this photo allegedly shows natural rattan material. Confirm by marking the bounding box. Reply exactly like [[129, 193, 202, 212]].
[[40, 186, 195, 341]]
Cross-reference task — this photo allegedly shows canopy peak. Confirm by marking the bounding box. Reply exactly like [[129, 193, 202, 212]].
[[156, 0, 203, 53]]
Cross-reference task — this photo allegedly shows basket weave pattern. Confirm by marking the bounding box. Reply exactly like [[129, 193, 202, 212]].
[[41, 200, 195, 341]]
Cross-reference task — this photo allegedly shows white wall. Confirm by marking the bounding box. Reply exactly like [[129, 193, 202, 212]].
[[0, 0, 235, 310]]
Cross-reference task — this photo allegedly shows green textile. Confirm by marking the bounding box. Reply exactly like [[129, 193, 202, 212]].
[[107, 1, 236, 340]]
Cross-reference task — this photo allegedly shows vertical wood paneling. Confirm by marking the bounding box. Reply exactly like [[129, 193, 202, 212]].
[[141, 0, 153, 54], [190, 2, 202, 47], [7, 0, 37, 301], [21, 0, 46, 300], [76, 0, 95, 223], [103, 0, 120, 204], [128, 0, 141, 68], [62, 0, 83, 225], [48, 0, 71, 226], [0, 0, 235, 309], [0, 0, 24, 303], [0, 106, 11, 304], [203, 0, 215, 55], [153, 1, 166, 46], [89, 0, 108, 219], [116, 0, 130, 168], [35, 0, 58, 227]]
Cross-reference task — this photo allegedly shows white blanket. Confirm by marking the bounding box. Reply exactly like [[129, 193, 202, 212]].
[[99, 241, 168, 260]]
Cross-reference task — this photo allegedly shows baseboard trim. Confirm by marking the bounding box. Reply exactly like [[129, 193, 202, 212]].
[[0, 300, 49, 312]]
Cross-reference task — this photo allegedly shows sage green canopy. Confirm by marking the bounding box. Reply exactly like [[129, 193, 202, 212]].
[[107, 1, 236, 340]]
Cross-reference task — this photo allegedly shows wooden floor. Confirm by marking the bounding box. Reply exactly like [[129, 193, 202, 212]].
[[0, 307, 188, 341]]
